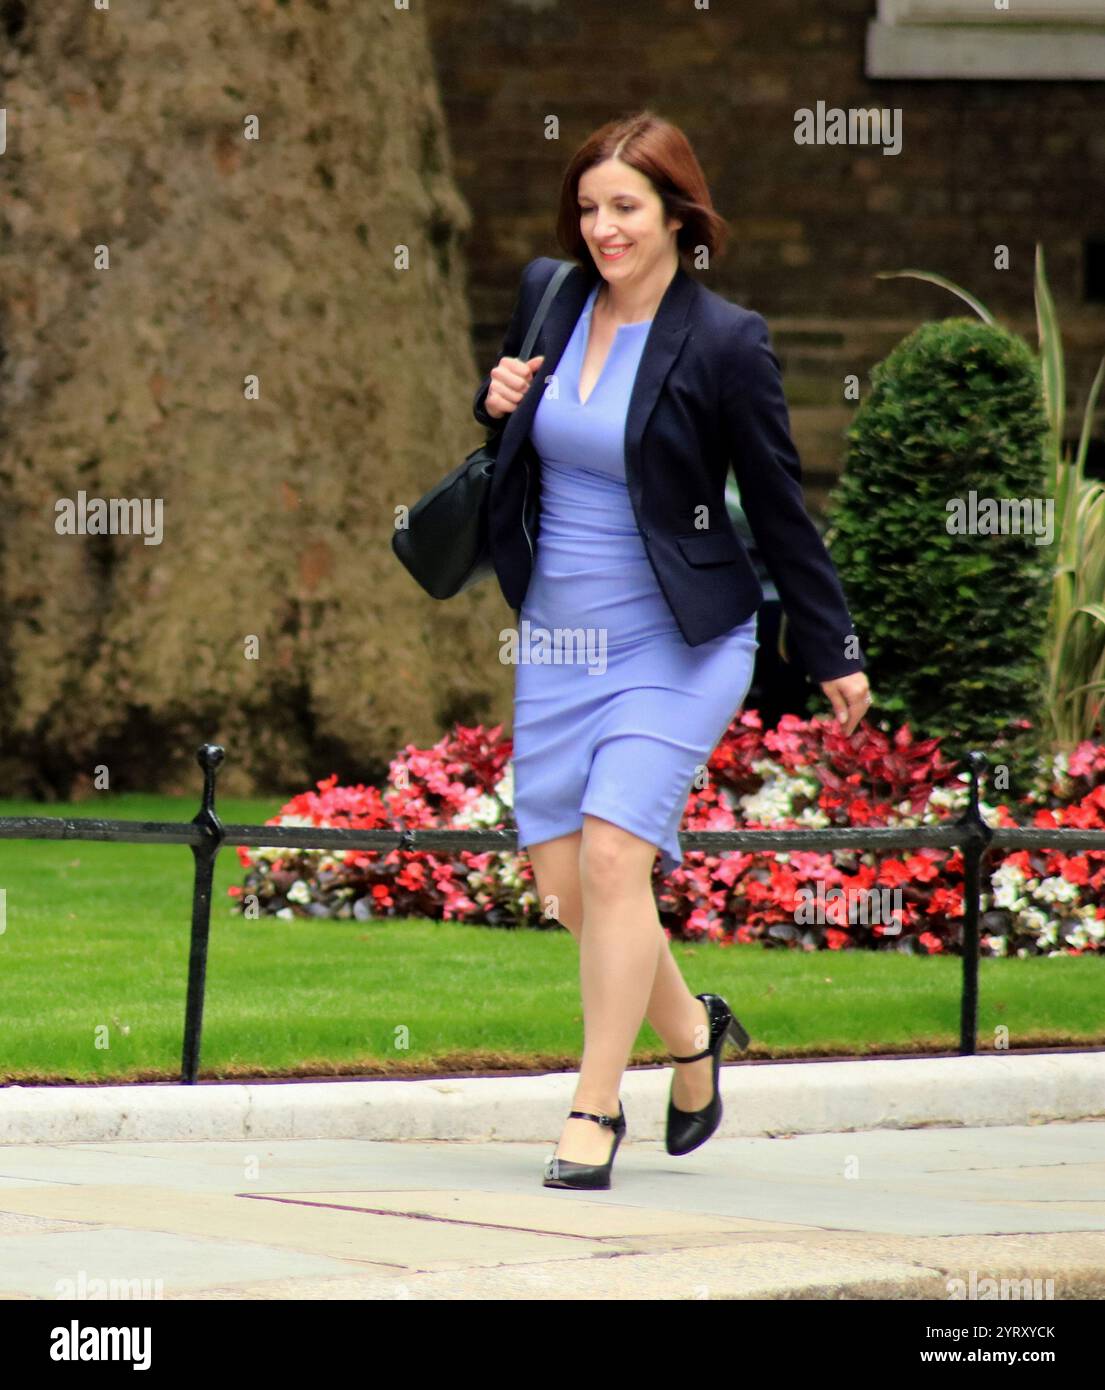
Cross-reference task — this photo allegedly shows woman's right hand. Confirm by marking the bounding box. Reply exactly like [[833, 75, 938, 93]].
[[484, 354, 546, 419]]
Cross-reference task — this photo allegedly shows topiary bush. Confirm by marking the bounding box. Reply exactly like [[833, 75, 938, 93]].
[[827, 316, 1052, 773]]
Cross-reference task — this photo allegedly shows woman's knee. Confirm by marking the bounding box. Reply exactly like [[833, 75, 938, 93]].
[[579, 815, 657, 894]]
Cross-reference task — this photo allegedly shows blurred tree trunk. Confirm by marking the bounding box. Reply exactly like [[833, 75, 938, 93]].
[[0, 0, 510, 798]]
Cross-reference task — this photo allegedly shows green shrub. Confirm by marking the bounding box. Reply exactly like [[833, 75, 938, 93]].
[[873, 247, 1105, 757], [827, 316, 1052, 770]]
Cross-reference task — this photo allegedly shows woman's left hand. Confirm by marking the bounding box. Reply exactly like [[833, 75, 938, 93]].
[[820, 672, 872, 736]]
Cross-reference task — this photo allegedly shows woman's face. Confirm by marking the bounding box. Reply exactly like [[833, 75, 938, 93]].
[[576, 158, 682, 284]]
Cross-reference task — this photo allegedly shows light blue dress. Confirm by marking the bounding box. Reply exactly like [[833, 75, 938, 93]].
[[511, 280, 759, 876]]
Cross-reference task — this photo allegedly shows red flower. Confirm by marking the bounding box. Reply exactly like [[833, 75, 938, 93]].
[[874, 858, 913, 886], [229, 716, 1105, 960], [926, 886, 964, 918]]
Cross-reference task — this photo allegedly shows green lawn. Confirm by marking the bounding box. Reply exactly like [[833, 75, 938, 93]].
[[0, 793, 1101, 1083]]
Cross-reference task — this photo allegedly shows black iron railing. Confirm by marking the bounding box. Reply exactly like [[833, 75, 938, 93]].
[[1, 745, 1101, 1083]]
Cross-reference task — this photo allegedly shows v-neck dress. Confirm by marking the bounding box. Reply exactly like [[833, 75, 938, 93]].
[[510, 280, 759, 877]]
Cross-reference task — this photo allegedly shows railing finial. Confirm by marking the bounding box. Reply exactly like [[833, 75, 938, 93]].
[[963, 748, 990, 834], [195, 744, 225, 822]]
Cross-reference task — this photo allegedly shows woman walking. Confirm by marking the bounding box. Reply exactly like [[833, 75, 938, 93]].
[[473, 111, 872, 1189]]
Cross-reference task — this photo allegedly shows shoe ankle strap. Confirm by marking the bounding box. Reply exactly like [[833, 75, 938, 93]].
[[568, 1108, 620, 1127], [669, 1046, 711, 1063]]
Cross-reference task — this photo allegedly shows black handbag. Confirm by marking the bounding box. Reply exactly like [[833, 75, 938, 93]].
[[391, 260, 575, 600]]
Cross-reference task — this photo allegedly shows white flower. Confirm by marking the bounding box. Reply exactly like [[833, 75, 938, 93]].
[[737, 788, 776, 821], [737, 758, 820, 824], [921, 785, 967, 823], [495, 762, 515, 810], [1035, 875, 1080, 905], [453, 792, 503, 829], [496, 862, 524, 889], [991, 863, 1027, 911], [1020, 906, 1048, 932], [275, 907, 295, 920], [286, 879, 313, 904], [253, 814, 327, 864]]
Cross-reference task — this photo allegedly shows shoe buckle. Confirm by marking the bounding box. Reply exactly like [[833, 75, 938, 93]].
[[568, 1108, 618, 1128]]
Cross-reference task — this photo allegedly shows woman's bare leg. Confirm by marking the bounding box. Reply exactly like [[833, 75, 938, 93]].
[[528, 817, 717, 1166]]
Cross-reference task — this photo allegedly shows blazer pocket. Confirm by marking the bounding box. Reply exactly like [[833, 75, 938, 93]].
[[675, 530, 743, 566]]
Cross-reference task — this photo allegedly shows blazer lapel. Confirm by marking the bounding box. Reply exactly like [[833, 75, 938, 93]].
[[622, 265, 696, 518], [492, 258, 698, 512]]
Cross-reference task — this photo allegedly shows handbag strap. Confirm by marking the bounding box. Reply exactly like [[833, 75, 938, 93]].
[[517, 260, 576, 362]]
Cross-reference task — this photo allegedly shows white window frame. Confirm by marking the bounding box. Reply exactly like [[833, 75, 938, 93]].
[[866, 0, 1105, 79]]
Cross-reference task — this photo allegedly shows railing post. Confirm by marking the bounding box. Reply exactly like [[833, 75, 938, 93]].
[[181, 744, 226, 1084], [954, 750, 994, 1057]]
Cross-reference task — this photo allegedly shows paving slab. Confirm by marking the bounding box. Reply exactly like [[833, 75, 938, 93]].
[[0, 1121, 1102, 1300]]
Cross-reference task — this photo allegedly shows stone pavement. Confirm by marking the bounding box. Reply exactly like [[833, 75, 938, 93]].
[[2, 1119, 1103, 1300]]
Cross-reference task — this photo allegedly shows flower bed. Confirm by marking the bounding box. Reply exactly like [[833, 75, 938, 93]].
[[230, 717, 1105, 957]]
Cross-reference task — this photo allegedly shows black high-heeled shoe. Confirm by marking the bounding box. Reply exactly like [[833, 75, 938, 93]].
[[666, 993, 750, 1156], [542, 1101, 627, 1190]]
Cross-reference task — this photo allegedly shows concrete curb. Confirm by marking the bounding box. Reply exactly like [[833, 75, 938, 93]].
[[2, 1053, 1104, 1145]]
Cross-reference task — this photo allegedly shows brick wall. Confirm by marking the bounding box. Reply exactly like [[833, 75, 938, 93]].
[[429, 0, 1105, 504]]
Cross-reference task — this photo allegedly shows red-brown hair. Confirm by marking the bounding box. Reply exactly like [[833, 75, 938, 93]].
[[555, 110, 730, 272]]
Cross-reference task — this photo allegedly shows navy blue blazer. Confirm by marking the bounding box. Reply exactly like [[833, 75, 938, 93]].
[[473, 256, 866, 684]]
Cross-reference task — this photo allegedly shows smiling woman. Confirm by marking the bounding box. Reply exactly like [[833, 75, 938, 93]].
[[471, 109, 870, 1191]]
